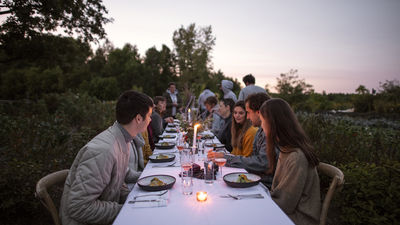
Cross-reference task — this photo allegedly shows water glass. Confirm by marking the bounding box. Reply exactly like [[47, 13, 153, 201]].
[[181, 168, 193, 195], [180, 149, 193, 195], [204, 159, 214, 184]]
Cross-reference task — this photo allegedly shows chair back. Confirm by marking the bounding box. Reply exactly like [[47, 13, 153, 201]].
[[317, 162, 344, 225], [35, 169, 69, 225]]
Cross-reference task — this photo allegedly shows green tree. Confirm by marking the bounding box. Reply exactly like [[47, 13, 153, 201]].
[[102, 44, 144, 93], [172, 23, 216, 96], [356, 85, 370, 95], [274, 69, 314, 110], [0, 0, 112, 43], [143, 45, 177, 97]]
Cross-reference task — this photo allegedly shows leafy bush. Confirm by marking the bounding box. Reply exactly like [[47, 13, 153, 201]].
[[335, 161, 400, 225], [298, 113, 400, 164], [0, 92, 115, 224]]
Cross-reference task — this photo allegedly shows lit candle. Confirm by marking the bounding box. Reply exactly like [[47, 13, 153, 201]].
[[193, 123, 200, 148], [188, 108, 191, 122], [196, 191, 207, 202]]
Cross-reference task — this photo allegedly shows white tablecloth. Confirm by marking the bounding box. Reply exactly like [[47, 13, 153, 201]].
[[113, 132, 294, 225]]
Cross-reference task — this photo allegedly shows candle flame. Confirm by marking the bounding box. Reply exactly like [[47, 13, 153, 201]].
[[194, 123, 200, 128]]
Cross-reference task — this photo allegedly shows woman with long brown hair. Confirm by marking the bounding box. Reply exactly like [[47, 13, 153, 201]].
[[259, 98, 321, 225], [230, 101, 258, 156]]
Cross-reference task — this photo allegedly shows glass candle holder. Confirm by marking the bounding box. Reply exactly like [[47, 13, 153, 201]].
[[196, 191, 208, 202]]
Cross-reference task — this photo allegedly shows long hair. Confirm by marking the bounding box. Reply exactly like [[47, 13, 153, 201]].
[[231, 101, 252, 150], [260, 98, 319, 171]]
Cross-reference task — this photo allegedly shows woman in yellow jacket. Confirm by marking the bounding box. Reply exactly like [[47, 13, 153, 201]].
[[230, 101, 258, 156]]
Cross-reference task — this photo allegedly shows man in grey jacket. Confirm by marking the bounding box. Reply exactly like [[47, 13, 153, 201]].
[[238, 74, 266, 101], [60, 90, 153, 225], [208, 92, 277, 188]]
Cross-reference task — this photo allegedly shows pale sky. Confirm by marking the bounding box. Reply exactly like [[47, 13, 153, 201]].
[[102, 0, 400, 93]]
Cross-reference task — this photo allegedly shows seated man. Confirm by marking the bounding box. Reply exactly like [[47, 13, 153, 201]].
[[202, 96, 224, 134], [216, 98, 235, 152], [208, 92, 278, 188], [150, 96, 173, 144], [60, 90, 153, 225]]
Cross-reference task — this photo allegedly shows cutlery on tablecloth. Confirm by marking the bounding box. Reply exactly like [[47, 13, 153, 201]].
[[132, 190, 168, 200], [152, 162, 178, 168], [219, 193, 264, 200], [128, 199, 162, 204]]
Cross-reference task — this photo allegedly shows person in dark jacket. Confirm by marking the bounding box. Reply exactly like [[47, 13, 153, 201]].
[[163, 82, 182, 118], [216, 98, 235, 152]]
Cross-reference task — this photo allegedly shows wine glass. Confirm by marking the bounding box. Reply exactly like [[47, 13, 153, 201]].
[[214, 157, 227, 179], [176, 135, 186, 152]]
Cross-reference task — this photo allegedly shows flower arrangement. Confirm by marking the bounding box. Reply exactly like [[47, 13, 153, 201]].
[[175, 112, 212, 146]]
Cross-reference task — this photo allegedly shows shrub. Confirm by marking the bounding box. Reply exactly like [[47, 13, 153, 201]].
[[298, 113, 400, 164], [0, 92, 115, 224], [335, 161, 400, 225]]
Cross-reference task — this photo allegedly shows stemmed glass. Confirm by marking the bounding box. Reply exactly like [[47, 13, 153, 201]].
[[214, 156, 227, 179], [177, 136, 185, 152]]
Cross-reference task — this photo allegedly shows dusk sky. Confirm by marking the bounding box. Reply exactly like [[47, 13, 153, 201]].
[[102, 0, 400, 93]]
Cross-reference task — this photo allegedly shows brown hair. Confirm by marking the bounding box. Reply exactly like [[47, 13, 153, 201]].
[[244, 92, 271, 111], [153, 96, 166, 105], [204, 96, 218, 106], [231, 101, 252, 150], [260, 98, 319, 174]]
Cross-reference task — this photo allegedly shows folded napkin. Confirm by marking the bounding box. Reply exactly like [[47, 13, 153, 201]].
[[179, 163, 218, 180], [129, 190, 169, 208]]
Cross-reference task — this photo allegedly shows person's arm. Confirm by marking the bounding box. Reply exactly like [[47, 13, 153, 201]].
[[225, 129, 268, 172], [238, 90, 244, 101], [66, 148, 122, 224], [150, 114, 163, 140], [125, 143, 142, 183], [271, 152, 308, 215]]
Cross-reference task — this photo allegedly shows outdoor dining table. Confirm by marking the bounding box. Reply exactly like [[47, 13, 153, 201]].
[[113, 130, 294, 225]]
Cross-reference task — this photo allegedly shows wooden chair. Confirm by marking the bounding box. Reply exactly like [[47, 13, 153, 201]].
[[35, 169, 69, 225], [318, 162, 344, 225]]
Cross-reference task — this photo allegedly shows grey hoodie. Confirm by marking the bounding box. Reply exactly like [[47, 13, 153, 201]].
[[221, 80, 237, 102]]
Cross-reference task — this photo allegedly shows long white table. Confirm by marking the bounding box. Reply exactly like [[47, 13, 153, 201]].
[[113, 132, 294, 225]]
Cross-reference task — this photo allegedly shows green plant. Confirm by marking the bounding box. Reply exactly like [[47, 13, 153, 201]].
[[335, 161, 400, 225]]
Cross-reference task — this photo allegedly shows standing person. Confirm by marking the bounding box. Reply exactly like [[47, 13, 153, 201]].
[[259, 98, 320, 225], [220, 79, 237, 102], [238, 74, 266, 101], [216, 98, 235, 152], [208, 92, 277, 188], [60, 91, 153, 225], [198, 87, 215, 114], [163, 82, 182, 118], [230, 101, 258, 156]]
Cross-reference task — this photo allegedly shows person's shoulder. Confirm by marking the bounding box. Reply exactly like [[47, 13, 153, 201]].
[[247, 126, 258, 135], [283, 148, 307, 164]]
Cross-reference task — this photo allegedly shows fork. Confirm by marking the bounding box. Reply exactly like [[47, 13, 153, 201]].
[[132, 190, 168, 200], [128, 199, 162, 204], [152, 162, 177, 168], [220, 193, 264, 200]]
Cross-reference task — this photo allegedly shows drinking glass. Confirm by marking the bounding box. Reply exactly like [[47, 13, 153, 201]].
[[214, 157, 227, 179], [176, 136, 186, 152], [180, 149, 193, 195]]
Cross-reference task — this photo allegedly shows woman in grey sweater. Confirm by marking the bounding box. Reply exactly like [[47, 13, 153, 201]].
[[259, 98, 321, 225]]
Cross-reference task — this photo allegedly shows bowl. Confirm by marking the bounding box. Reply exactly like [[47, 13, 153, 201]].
[[165, 129, 178, 133], [149, 153, 176, 163], [137, 174, 176, 191], [158, 134, 176, 139], [154, 142, 175, 149], [223, 172, 261, 188]]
